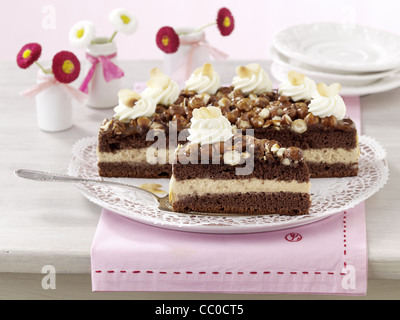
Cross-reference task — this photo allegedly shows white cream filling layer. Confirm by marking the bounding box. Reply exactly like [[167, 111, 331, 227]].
[[169, 176, 311, 202], [97, 147, 172, 164], [98, 146, 359, 165], [302, 147, 359, 165]]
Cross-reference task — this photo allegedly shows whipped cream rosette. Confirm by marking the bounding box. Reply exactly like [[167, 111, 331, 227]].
[[278, 71, 317, 102], [141, 68, 180, 106], [113, 89, 156, 122], [187, 106, 233, 145], [232, 63, 273, 95], [308, 83, 346, 120], [184, 63, 221, 95]]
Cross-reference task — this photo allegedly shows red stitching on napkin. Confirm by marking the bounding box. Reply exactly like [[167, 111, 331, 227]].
[[94, 270, 346, 275]]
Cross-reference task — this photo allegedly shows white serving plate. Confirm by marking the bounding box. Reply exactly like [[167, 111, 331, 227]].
[[272, 22, 400, 73], [271, 62, 400, 96], [68, 136, 388, 234], [270, 46, 400, 87]]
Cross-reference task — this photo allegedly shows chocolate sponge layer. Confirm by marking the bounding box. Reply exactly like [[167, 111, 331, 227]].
[[172, 192, 311, 216]]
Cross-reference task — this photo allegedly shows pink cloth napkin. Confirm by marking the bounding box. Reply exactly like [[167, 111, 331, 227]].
[[90, 96, 366, 295]]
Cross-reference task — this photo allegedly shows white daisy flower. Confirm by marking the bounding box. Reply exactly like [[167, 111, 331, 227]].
[[69, 20, 95, 49], [109, 8, 138, 36]]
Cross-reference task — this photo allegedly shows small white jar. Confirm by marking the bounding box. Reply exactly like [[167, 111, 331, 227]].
[[84, 37, 124, 109], [35, 68, 73, 132]]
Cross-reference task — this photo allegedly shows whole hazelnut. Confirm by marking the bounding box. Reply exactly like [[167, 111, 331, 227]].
[[284, 147, 303, 161], [230, 89, 245, 101], [137, 117, 151, 128], [223, 150, 242, 166], [305, 113, 320, 125], [250, 116, 265, 128], [188, 97, 205, 109], [283, 106, 297, 119], [255, 96, 270, 108], [296, 104, 309, 119], [321, 115, 338, 127], [218, 96, 231, 109], [236, 98, 253, 112], [236, 118, 252, 130], [281, 114, 293, 126], [167, 105, 185, 116], [258, 108, 270, 120], [291, 119, 308, 134], [226, 109, 241, 124]]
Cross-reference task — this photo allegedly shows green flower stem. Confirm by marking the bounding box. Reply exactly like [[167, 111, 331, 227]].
[[109, 31, 118, 42], [191, 22, 217, 34], [35, 61, 51, 74]]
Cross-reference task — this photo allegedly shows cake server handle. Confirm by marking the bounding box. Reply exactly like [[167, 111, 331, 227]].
[[14, 169, 166, 201]]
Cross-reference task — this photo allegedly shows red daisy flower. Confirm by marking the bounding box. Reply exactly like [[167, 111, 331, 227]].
[[156, 26, 180, 54], [16, 43, 42, 69], [216, 8, 235, 36], [52, 51, 81, 84]]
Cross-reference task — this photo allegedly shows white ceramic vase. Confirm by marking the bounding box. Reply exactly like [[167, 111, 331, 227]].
[[84, 37, 123, 109], [163, 28, 211, 86], [35, 68, 73, 132]]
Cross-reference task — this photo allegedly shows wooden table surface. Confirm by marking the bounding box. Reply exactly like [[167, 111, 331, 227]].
[[1, 60, 400, 300]]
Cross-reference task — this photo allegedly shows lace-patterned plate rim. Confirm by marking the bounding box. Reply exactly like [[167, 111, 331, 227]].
[[68, 135, 389, 234]]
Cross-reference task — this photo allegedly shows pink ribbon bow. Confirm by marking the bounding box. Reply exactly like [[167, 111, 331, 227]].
[[179, 33, 229, 79], [20, 72, 87, 103], [79, 53, 125, 94]]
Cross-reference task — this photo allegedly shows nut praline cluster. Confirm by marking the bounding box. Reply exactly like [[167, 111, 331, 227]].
[[101, 85, 354, 140], [175, 132, 304, 167]]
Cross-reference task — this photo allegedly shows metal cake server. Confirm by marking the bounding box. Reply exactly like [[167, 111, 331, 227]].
[[14, 169, 172, 212]]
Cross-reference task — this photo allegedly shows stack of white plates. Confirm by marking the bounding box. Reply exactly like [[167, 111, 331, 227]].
[[270, 22, 400, 96]]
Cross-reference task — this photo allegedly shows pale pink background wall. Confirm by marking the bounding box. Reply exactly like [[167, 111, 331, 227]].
[[1, 0, 400, 62]]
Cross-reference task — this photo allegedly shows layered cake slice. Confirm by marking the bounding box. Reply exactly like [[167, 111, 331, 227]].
[[97, 64, 222, 178], [98, 63, 359, 179], [169, 106, 311, 216], [221, 68, 359, 178]]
